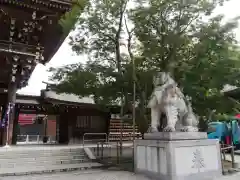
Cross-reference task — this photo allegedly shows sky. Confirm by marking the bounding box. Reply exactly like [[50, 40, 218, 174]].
[[17, 0, 240, 96]]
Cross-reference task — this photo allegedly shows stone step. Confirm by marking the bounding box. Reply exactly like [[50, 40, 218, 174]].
[[0, 162, 103, 176], [0, 155, 87, 163], [0, 150, 85, 155], [0, 147, 84, 153], [0, 153, 85, 159], [0, 149, 90, 168], [0, 147, 102, 176], [0, 158, 90, 168], [0, 151, 85, 158], [0, 148, 85, 153]]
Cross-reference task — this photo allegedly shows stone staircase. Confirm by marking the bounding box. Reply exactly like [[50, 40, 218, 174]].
[[108, 115, 142, 141], [0, 146, 102, 176]]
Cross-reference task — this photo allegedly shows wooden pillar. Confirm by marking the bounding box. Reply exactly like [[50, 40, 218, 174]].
[[4, 82, 17, 145], [12, 107, 20, 145], [56, 115, 60, 143], [58, 113, 69, 144], [106, 112, 111, 135], [0, 105, 6, 146]]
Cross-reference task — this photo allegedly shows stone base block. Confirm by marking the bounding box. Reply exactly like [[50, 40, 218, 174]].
[[144, 132, 208, 140], [134, 133, 222, 180]]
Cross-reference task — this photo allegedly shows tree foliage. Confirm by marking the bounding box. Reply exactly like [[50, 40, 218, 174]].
[[51, 0, 240, 133], [59, 0, 89, 35], [131, 0, 240, 117]]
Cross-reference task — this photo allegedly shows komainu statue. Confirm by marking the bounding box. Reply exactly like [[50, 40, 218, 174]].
[[148, 72, 198, 132]]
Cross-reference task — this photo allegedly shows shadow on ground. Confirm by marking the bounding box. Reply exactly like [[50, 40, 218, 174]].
[[98, 157, 134, 172], [90, 146, 134, 172]]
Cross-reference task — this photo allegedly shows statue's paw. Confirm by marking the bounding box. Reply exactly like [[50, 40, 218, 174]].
[[181, 126, 198, 132], [147, 127, 158, 133], [180, 127, 189, 132], [163, 126, 175, 132], [190, 127, 199, 132]]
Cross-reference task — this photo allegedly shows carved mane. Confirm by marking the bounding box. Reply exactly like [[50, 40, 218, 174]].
[[154, 72, 176, 87]]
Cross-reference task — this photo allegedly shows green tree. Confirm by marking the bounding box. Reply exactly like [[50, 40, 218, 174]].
[[51, 0, 155, 135], [49, 58, 153, 135], [51, 0, 240, 133], [130, 0, 240, 119], [59, 0, 89, 35]]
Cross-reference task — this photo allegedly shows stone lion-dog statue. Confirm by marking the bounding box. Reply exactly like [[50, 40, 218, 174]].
[[148, 72, 198, 132]]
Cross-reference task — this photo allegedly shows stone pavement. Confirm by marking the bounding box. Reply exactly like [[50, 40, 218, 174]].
[[215, 173, 240, 180], [1, 170, 240, 180], [0, 170, 150, 180]]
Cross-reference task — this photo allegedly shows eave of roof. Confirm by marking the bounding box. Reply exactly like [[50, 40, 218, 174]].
[[223, 87, 240, 99], [15, 91, 126, 114]]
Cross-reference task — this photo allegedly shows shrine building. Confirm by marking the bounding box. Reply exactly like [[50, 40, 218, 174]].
[[0, 0, 72, 145], [0, 0, 141, 146]]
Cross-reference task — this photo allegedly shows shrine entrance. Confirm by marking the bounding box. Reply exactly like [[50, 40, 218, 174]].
[[0, 0, 71, 146], [0, 90, 112, 146]]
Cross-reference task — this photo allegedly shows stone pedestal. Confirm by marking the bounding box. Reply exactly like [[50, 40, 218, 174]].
[[134, 132, 222, 180]]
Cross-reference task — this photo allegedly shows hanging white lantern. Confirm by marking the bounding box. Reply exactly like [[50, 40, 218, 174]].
[[26, 65, 31, 70], [12, 68, 17, 74], [41, 55, 44, 61], [32, 11, 36, 20], [13, 55, 19, 62], [10, 31, 14, 37], [11, 19, 16, 25], [11, 76, 16, 82], [27, 58, 32, 63]]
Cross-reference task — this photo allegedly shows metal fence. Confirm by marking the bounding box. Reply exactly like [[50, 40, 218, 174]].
[[220, 143, 238, 174], [83, 133, 108, 147], [17, 135, 56, 144], [92, 141, 134, 170]]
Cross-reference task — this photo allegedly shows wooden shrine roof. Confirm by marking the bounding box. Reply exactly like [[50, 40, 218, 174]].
[[41, 90, 95, 105], [0, 0, 72, 89], [15, 92, 97, 114], [223, 87, 240, 99], [9, 91, 121, 115]]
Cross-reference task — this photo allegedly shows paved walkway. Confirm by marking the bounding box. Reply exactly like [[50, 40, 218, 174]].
[[1, 170, 150, 180], [1, 170, 240, 180], [216, 173, 240, 180], [2, 142, 133, 152]]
